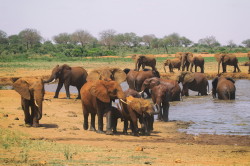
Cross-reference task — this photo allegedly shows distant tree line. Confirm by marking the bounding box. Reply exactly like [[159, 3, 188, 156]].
[[0, 28, 250, 59]]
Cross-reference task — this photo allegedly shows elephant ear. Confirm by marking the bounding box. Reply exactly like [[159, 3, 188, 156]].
[[61, 64, 71, 70], [87, 70, 101, 81], [13, 78, 31, 100], [214, 54, 221, 62], [110, 68, 126, 83], [226, 77, 235, 84], [89, 80, 110, 103], [183, 72, 195, 85]]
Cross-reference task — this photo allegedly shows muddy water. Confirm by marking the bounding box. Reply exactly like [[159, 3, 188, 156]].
[[44, 80, 250, 135]]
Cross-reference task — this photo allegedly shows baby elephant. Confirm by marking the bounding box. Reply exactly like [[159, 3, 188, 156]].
[[212, 76, 236, 100], [163, 58, 181, 73]]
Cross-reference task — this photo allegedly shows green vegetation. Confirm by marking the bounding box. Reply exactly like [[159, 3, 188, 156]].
[[1, 29, 250, 63]]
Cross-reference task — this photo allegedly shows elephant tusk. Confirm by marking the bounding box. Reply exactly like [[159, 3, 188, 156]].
[[119, 99, 128, 105], [35, 100, 39, 107], [139, 91, 144, 95], [50, 79, 56, 83], [208, 91, 212, 95]]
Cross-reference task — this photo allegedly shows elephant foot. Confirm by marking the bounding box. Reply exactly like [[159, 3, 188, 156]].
[[66, 97, 70, 99], [89, 127, 96, 131], [24, 123, 32, 127], [131, 132, 139, 137], [123, 131, 128, 135], [96, 130, 105, 134], [54, 96, 58, 98], [106, 130, 114, 135], [32, 123, 40, 127], [76, 96, 81, 99]]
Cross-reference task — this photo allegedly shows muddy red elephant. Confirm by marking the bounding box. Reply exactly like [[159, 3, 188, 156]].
[[132, 54, 157, 71], [13, 77, 45, 127], [214, 53, 241, 74], [212, 76, 236, 100]]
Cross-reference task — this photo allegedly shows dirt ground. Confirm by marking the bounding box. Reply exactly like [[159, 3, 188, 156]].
[[0, 53, 250, 165]]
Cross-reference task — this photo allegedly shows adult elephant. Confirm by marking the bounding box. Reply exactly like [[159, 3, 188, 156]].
[[177, 72, 209, 96], [13, 77, 45, 127], [80, 80, 125, 135], [44, 64, 88, 99], [187, 54, 205, 73], [119, 96, 157, 136], [212, 76, 236, 100], [125, 68, 160, 98], [214, 53, 241, 74], [132, 54, 157, 71], [87, 67, 126, 83], [163, 58, 181, 73], [175, 52, 193, 71], [141, 77, 181, 101], [140, 78, 170, 122]]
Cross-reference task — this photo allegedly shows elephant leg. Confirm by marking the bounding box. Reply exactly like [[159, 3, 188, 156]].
[[90, 113, 96, 131], [162, 101, 169, 122], [76, 86, 81, 99], [190, 64, 193, 72], [155, 102, 162, 121], [195, 65, 197, 72], [182, 85, 189, 96], [21, 98, 32, 125], [83, 112, 89, 130], [30, 102, 39, 127], [64, 82, 70, 99], [222, 64, 227, 73], [201, 66, 204, 73], [235, 65, 241, 72], [130, 118, 139, 136], [145, 89, 151, 98], [105, 110, 113, 135], [169, 66, 173, 73], [123, 119, 128, 135], [54, 82, 63, 98], [97, 112, 105, 134]]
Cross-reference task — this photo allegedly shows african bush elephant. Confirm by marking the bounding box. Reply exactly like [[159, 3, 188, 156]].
[[175, 52, 193, 71], [80, 80, 125, 135], [163, 58, 181, 73], [132, 54, 157, 71], [212, 76, 236, 100], [214, 53, 241, 74], [141, 77, 181, 101], [87, 67, 126, 84], [44, 64, 88, 99], [119, 96, 157, 136], [176, 72, 209, 96], [187, 54, 205, 73], [140, 78, 170, 122], [124, 68, 160, 98], [13, 77, 45, 127]]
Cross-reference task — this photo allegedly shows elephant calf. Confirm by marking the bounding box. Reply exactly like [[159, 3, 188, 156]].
[[212, 76, 236, 100], [163, 58, 181, 73]]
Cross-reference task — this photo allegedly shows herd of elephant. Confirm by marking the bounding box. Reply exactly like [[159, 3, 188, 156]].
[[12, 52, 250, 136]]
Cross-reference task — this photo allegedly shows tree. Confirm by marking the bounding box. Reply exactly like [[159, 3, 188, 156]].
[[71, 30, 94, 47], [141, 34, 156, 48], [0, 30, 8, 44], [198, 36, 220, 48], [114, 32, 140, 47], [99, 29, 116, 49], [19, 28, 42, 50], [242, 39, 250, 48], [53, 33, 71, 44], [180, 36, 193, 47], [163, 33, 182, 47]]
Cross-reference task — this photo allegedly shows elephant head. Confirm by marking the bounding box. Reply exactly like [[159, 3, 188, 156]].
[[44, 64, 71, 83], [176, 71, 195, 85], [214, 53, 232, 74], [141, 77, 160, 92], [89, 80, 125, 103], [87, 67, 126, 84], [13, 77, 45, 120]]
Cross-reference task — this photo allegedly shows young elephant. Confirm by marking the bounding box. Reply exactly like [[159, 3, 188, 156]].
[[119, 96, 157, 136], [13, 77, 45, 127], [140, 78, 171, 121], [163, 58, 181, 73], [177, 72, 209, 96], [212, 76, 236, 100], [124, 88, 142, 98]]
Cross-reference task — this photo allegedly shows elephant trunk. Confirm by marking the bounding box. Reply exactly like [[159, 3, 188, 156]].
[[218, 60, 221, 74], [43, 74, 56, 83], [35, 99, 43, 120]]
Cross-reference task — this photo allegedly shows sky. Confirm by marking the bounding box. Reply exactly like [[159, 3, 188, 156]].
[[1, 0, 250, 45]]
